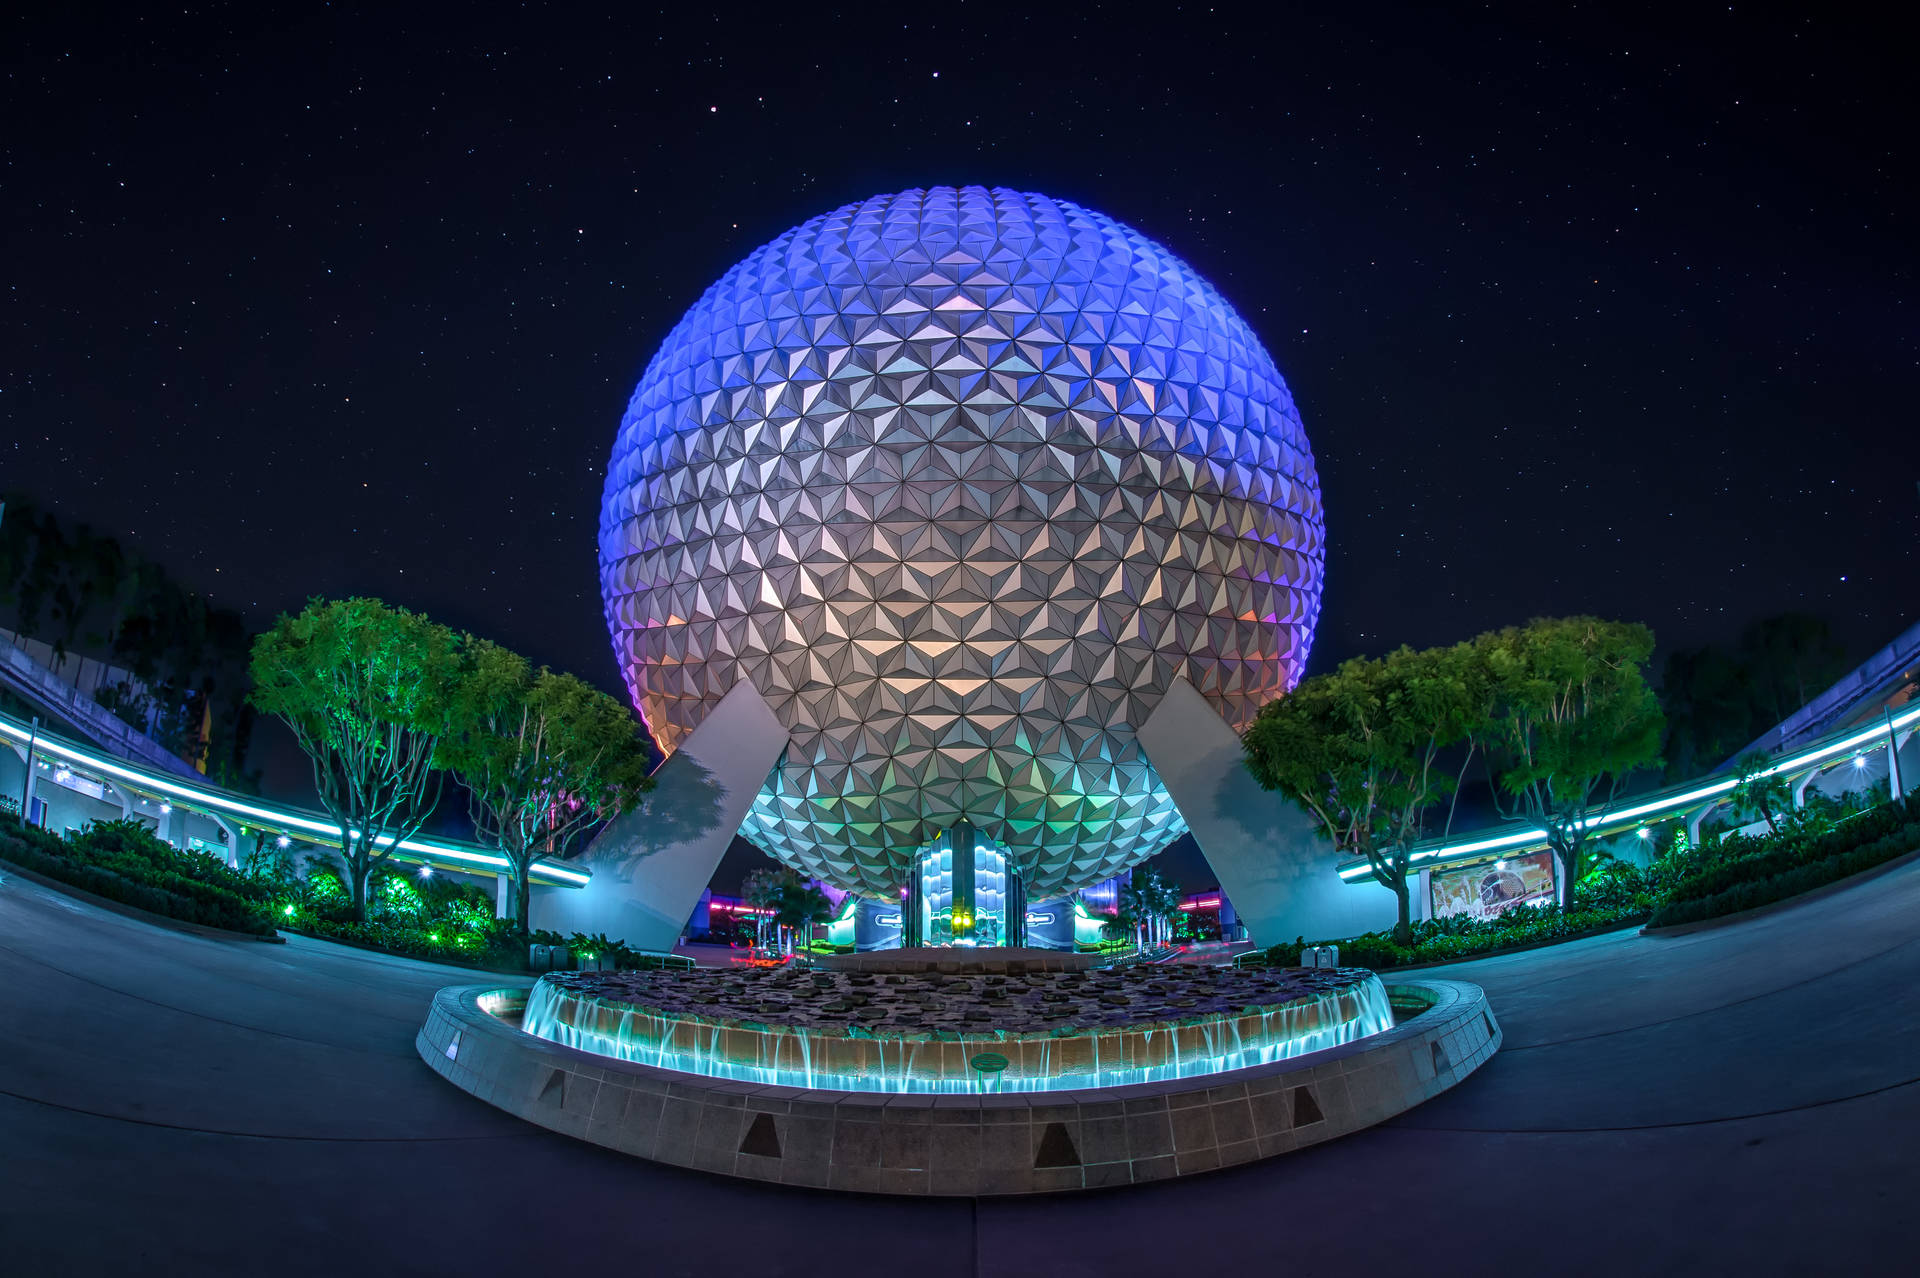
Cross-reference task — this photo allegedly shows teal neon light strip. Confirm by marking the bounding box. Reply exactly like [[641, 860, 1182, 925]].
[[0, 710, 590, 887], [1336, 702, 1920, 882]]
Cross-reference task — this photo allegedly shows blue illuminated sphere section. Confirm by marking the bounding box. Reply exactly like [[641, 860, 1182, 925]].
[[600, 186, 1324, 899]]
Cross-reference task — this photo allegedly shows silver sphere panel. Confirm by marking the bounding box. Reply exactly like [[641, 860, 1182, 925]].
[[600, 186, 1323, 899]]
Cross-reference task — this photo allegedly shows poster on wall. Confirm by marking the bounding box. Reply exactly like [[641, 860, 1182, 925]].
[[1429, 851, 1557, 921]]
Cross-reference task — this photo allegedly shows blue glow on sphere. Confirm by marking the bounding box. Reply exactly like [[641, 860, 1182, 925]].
[[601, 186, 1324, 898]]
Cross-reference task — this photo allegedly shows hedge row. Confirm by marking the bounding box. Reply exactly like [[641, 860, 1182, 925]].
[[1648, 818, 1920, 929], [0, 813, 279, 936], [1663, 796, 1920, 906], [1262, 901, 1649, 970]]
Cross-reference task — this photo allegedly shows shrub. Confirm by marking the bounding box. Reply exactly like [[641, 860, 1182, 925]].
[[0, 814, 278, 936], [1648, 797, 1920, 928], [1259, 899, 1650, 971]]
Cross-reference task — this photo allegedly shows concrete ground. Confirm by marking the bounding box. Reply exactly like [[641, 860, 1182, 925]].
[[4, 861, 1917, 1278]]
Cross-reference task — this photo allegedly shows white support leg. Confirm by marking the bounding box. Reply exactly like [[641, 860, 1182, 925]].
[[1136, 678, 1394, 947], [531, 682, 789, 954]]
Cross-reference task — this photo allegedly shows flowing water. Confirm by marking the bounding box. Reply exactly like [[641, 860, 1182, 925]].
[[519, 972, 1395, 1094]]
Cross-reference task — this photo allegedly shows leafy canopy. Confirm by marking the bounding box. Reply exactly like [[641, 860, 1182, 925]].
[[1477, 617, 1665, 810], [249, 598, 463, 871], [1245, 643, 1484, 872], [442, 640, 654, 861]]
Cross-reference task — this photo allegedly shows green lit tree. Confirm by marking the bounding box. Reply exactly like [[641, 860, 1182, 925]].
[[1474, 617, 1666, 909], [1244, 642, 1486, 945], [249, 597, 464, 920], [441, 641, 655, 932]]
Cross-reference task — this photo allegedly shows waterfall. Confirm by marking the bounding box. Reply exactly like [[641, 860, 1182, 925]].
[[518, 973, 1396, 1096]]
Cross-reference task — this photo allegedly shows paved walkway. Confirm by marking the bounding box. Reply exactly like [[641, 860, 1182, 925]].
[[4, 859, 1917, 1277]]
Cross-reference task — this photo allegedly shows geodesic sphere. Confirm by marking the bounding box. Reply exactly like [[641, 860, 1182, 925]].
[[600, 186, 1323, 900]]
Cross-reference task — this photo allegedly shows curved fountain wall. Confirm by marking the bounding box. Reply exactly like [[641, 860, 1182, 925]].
[[520, 971, 1394, 1094], [418, 977, 1501, 1194]]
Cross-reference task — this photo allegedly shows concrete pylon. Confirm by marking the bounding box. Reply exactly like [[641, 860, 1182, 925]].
[[532, 681, 788, 954], [1136, 679, 1393, 946]]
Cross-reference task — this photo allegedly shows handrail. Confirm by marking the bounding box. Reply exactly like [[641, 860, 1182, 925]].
[[0, 707, 590, 887], [1335, 700, 1919, 882]]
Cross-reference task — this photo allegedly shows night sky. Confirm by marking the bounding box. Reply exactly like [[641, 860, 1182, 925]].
[[5, 5, 1914, 834]]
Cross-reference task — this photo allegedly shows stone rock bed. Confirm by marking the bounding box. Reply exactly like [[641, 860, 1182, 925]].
[[536, 962, 1377, 1038]]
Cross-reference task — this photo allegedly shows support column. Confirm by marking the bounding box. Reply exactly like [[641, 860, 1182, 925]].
[[102, 778, 134, 821], [1793, 769, 1818, 809], [1137, 678, 1395, 946], [950, 820, 976, 943], [1888, 712, 1906, 802], [206, 812, 240, 867], [901, 873, 922, 948], [1006, 870, 1027, 948], [531, 681, 789, 955], [20, 717, 40, 826]]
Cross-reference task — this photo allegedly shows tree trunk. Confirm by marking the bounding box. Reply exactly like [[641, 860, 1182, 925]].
[[1555, 841, 1579, 910], [348, 856, 370, 922], [514, 866, 533, 935], [1392, 878, 1412, 947]]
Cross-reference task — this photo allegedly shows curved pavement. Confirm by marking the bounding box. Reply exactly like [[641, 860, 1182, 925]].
[[4, 857, 1917, 1276]]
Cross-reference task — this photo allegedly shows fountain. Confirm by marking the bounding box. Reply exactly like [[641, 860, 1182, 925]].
[[422, 959, 1499, 1195], [518, 962, 1395, 1094]]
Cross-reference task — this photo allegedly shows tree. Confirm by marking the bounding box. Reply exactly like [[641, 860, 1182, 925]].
[[742, 865, 800, 948], [1659, 613, 1851, 779], [1729, 750, 1791, 836], [1244, 643, 1486, 945], [1739, 613, 1848, 733], [1119, 868, 1181, 949], [1474, 617, 1666, 909], [774, 879, 836, 953], [442, 640, 655, 932], [1658, 644, 1751, 781], [249, 597, 464, 920]]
